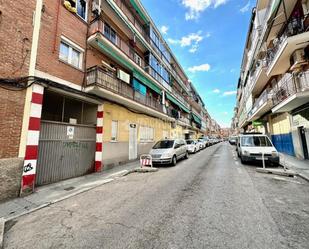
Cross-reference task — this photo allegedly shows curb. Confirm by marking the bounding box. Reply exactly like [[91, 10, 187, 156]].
[[297, 173, 309, 182], [0, 218, 5, 249], [280, 163, 309, 183], [0, 166, 158, 247]]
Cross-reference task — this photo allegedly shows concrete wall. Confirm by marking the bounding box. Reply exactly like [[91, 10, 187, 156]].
[[0, 158, 23, 202], [102, 102, 172, 168]]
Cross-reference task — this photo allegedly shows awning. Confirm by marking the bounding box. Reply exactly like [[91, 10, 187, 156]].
[[192, 113, 202, 125], [166, 93, 190, 113], [129, 0, 149, 24], [133, 70, 161, 94], [132, 78, 146, 95]]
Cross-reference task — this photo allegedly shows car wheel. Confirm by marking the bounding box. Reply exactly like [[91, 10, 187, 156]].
[[171, 155, 177, 166], [184, 151, 189, 159]]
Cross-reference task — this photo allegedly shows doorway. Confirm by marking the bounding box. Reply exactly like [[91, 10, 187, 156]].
[[129, 123, 137, 160], [299, 126, 309, 160]]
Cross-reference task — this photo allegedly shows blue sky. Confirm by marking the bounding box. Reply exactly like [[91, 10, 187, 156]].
[[141, 0, 253, 127]]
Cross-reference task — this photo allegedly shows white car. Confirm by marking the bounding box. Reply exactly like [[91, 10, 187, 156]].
[[237, 133, 279, 165], [198, 139, 207, 149], [150, 139, 189, 165], [195, 140, 203, 151], [186, 139, 199, 153]]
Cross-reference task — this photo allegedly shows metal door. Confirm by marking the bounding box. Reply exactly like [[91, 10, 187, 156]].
[[36, 121, 96, 186], [129, 124, 137, 160], [299, 126, 309, 159]]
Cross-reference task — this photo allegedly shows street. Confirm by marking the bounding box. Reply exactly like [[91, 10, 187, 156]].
[[3, 142, 309, 249]]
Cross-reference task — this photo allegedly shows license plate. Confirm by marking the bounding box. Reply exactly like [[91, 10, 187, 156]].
[[256, 157, 267, 160]]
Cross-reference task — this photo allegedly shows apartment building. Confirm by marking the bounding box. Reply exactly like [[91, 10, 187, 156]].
[[0, 0, 216, 201], [234, 0, 309, 161]]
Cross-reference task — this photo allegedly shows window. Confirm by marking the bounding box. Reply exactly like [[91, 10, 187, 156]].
[[241, 136, 272, 147], [59, 39, 84, 69], [104, 23, 117, 45], [139, 126, 154, 142], [134, 53, 142, 67], [77, 0, 87, 20], [111, 121, 118, 141]]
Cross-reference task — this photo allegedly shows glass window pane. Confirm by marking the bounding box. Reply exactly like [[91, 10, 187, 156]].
[[71, 48, 80, 68], [59, 42, 69, 62], [110, 29, 116, 44], [104, 24, 110, 39], [77, 0, 86, 20]]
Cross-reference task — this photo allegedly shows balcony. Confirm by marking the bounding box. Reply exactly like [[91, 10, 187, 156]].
[[88, 19, 190, 111], [86, 66, 168, 118], [250, 59, 270, 96], [272, 71, 309, 113], [248, 89, 273, 122], [266, 15, 309, 76], [112, 0, 149, 43]]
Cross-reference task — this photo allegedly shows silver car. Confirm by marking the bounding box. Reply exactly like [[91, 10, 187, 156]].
[[150, 139, 189, 165]]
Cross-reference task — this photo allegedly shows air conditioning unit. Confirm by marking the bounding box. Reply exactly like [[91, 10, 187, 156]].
[[290, 49, 307, 71]]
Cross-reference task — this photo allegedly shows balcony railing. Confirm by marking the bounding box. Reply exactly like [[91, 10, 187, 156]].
[[87, 66, 163, 113], [111, 0, 189, 94], [248, 88, 273, 117], [112, 0, 149, 42], [273, 71, 309, 106], [266, 15, 309, 67]]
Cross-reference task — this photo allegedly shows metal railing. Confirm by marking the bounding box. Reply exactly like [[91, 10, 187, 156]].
[[87, 66, 163, 113], [112, 0, 149, 42], [266, 15, 309, 67], [248, 88, 273, 117], [272, 71, 309, 106], [89, 19, 191, 112]]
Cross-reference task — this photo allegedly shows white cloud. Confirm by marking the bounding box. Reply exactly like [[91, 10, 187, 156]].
[[182, 0, 228, 20], [240, 1, 250, 13], [188, 63, 211, 73], [189, 44, 198, 53], [160, 25, 169, 35], [222, 111, 228, 115], [213, 89, 220, 93], [168, 31, 205, 52], [222, 90, 237, 96]]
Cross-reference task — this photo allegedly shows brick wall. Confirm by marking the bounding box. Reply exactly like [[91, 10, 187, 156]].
[[0, 0, 36, 78], [36, 1, 89, 86]]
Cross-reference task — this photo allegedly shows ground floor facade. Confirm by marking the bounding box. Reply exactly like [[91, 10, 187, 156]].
[[0, 80, 206, 202]]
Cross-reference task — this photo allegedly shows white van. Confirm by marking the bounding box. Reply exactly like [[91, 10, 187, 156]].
[[237, 133, 279, 165]]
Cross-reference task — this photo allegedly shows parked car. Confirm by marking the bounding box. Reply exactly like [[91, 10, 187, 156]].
[[186, 139, 199, 153], [150, 139, 189, 166], [198, 139, 207, 149], [237, 133, 279, 165], [229, 136, 237, 145], [196, 139, 203, 151]]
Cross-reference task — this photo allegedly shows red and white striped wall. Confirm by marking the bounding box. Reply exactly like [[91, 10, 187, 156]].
[[22, 84, 44, 191], [95, 105, 103, 172]]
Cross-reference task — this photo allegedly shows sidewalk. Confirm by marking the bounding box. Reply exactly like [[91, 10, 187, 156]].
[[279, 153, 309, 181], [0, 160, 140, 220]]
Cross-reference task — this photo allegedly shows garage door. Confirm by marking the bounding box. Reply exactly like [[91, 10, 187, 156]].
[[36, 121, 96, 186]]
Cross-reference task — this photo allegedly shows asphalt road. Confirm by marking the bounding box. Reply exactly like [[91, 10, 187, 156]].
[[4, 142, 309, 249]]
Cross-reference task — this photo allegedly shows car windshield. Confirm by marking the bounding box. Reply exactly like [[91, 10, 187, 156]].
[[186, 140, 194, 144], [241, 136, 272, 147], [153, 140, 174, 149]]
